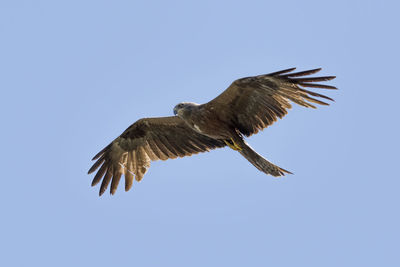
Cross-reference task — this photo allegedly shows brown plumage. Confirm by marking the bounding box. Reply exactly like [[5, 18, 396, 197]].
[[88, 68, 336, 196]]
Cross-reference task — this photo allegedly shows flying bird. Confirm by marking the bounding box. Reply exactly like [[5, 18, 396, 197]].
[[88, 68, 336, 196]]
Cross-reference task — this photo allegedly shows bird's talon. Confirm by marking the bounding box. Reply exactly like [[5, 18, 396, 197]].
[[224, 139, 242, 151], [231, 138, 242, 151]]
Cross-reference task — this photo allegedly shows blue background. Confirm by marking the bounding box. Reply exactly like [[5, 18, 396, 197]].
[[1, 1, 399, 266]]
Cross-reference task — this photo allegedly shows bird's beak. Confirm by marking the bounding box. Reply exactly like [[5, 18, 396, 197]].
[[173, 107, 178, 116]]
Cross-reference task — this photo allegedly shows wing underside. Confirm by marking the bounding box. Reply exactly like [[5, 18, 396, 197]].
[[88, 116, 226, 195]]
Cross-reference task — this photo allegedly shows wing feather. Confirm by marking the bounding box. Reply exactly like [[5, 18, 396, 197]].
[[124, 167, 134, 192], [205, 68, 336, 137], [266, 67, 297, 76], [159, 135, 184, 157], [130, 151, 137, 176], [149, 139, 169, 160], [87, 155, 105, 174], [143, 141, 159, 161], [298, 83, 337, 89], [155, 136, 179, 158], [89, 116, 226, 195], [156, 138, 177, 158], [99, 167, 113, 196], [280, 68, 322, 77], [91, 164, 107, 187], [110, 169, 123, 195]]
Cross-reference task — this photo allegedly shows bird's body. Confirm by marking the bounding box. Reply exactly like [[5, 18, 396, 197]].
[[88, 68, 336, 196], [175, 103, 232, 139]]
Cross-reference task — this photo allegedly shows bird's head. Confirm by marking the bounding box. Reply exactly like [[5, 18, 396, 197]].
[[173, 102, 199, 118]]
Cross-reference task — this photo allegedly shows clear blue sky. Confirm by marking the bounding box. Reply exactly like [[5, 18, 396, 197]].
[[1, 1, 399, 266]]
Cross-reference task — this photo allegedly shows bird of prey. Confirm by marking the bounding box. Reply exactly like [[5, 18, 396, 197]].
[[88, 67, 336, 196]]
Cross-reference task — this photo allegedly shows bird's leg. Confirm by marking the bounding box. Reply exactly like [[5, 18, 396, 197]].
[[224, 138, 242, 151]]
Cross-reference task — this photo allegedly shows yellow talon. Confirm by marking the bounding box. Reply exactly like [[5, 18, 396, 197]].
[[224, 140, 236, 150], [231, 138, 242, 151], [224, 138, 242, 151]]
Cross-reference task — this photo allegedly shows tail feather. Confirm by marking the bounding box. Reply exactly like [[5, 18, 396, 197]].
[[238, 141, 292, 176]]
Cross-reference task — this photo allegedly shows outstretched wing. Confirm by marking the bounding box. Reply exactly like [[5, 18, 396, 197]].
[[88, 116, 226, 196], [205, 68, 336, 137]]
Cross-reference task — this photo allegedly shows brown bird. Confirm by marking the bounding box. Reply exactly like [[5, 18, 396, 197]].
[[88, 68, 336, 196]]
